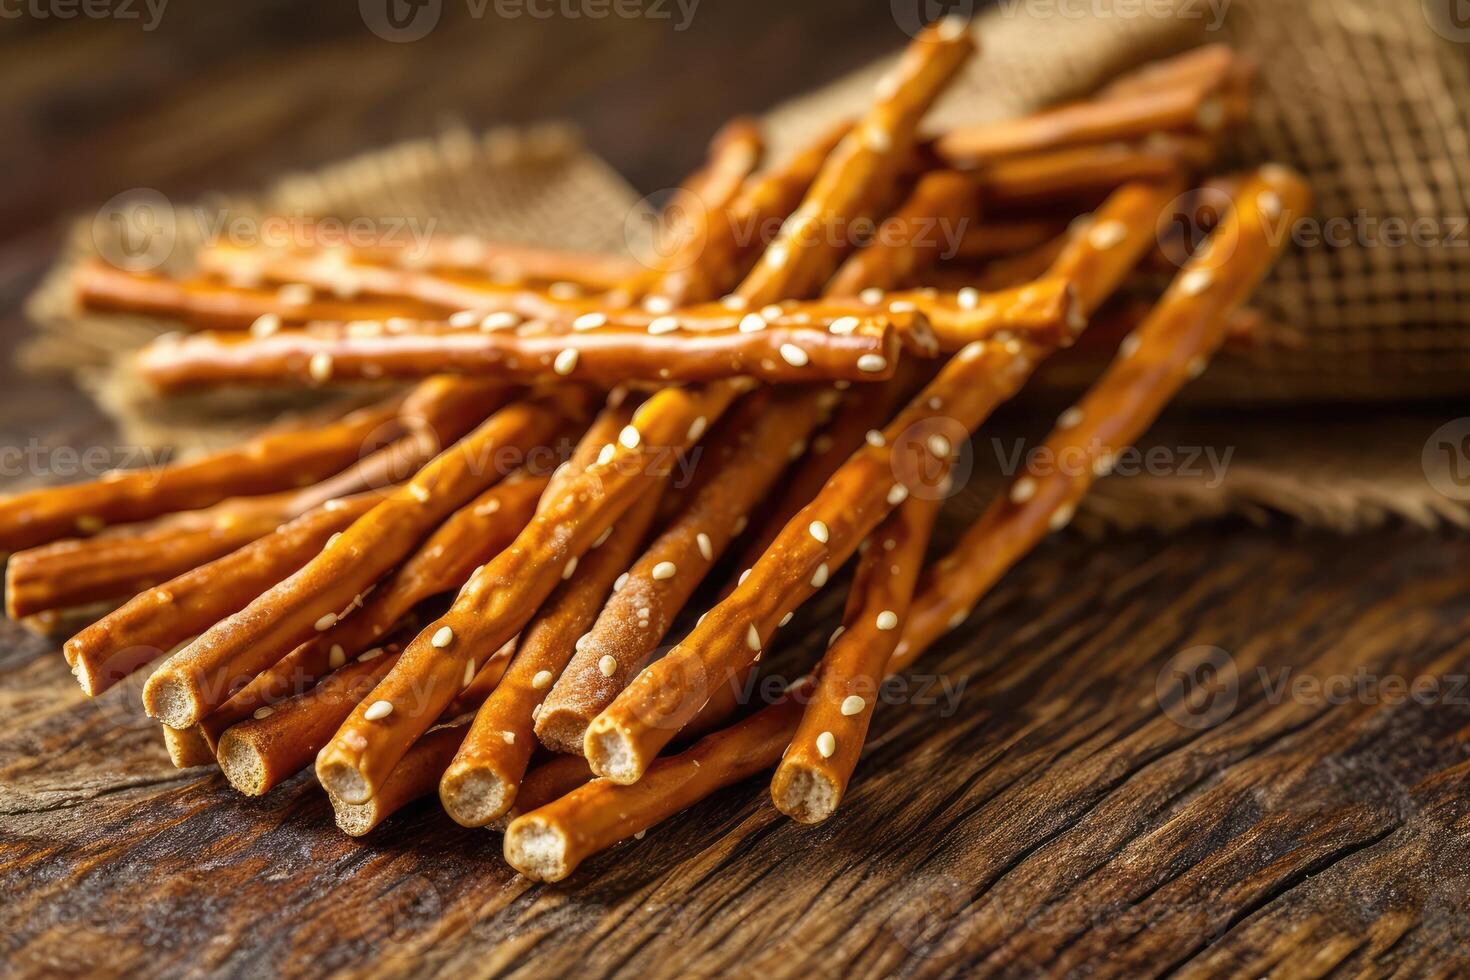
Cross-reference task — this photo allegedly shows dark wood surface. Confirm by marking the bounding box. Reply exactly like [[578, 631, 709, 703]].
[[4, 4, 1470, 978]]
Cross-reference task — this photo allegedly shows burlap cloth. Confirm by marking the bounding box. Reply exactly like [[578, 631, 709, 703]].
[[22, 0, 1470, 532]]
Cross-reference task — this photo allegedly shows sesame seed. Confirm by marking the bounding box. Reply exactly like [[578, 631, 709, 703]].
[[761, 304, 785, 321], [883, 538, 897, 551], [480, 311, 521, 331], [575, 633, 592, 652], [928, 434, 951, 457], [643, 295, 674, 314], [1093, 454, 1115, 477], [1187, 355, 1208, 378], [722, 295, 748, 310], [1050, 503, 1075, 532], [829, 315, 860, 336], [314, 613, 337, 631], [1119, 333, 1142, 358], [553, 348, 580, 376], [816, 731, 836, 758], [809, 520, 830, 543], [1178, 269, 1213, 296], [277, 283, 313, 305], [647, 316, 679, 335], [448, 309, 481, 328], [308, 352, 334, 383], [948, 610, 969, 629], [1088, 220, 1128, 250], [887, 484, 909, 505], [652, 561, 677, 581], [614, 572, 629, 591], [593, 525, 614, 547], [956, 287, 980, 310], [876, 610, 898, 631], [619, 425, 641, 449], [1058, 407, 1084, 429], [253, 706, 274, 720], [780, 343, 810, 368], [1010, 477, 1038, 504], [841, 695, 865, 716], [859, 288, 884, 305], [739, 313, 767, 333], [363, 700, 393, 721], [329, 645, 346, 669], [358, 647, 385, 662], [1258, 190, 1284, 220], [739, 568, 752, 585], [597, 443, 617, 466], [811, 563, 829, 588], [688, 416, 709, 441], [532, 670, 553, 689], [431, 626, 454, 648], [463, 660, 477, 687], [733, 515, 748, 535], [888, 300, 917, 314], [500, 731, 515, 744], [250, 313, 282, 337], [409, 483, 430, 503], [599, 655, 617, 677], [856, 354, 888, 373], [865, 429, 886, 447], [779, 612, 794, 627], [562, 557, 578, 580], [746, 624, 761, 651], [696, 532, 713, 561], [326, 532, 343, 549], [829, 626, 846, 646]]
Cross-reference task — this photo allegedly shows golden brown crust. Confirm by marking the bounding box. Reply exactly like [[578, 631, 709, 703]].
[[825, 170, 980, 296], [0, 395, 404, 554], [770, 493, 939, 823], [438, 483, 666, 826], [135, 314, 906, 390], [64, 491, 384, 697], [140, 393, 581, 729], [315, 381, 745, 804], [534, 386, 835, 756], [903, 167, 1310, 654]]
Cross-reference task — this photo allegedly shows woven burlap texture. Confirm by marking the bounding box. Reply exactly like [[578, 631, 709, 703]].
[[22, 0, 1470, 530]]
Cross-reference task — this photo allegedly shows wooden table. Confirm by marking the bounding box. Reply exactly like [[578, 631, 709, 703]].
[[4, 4, 1470, 977]]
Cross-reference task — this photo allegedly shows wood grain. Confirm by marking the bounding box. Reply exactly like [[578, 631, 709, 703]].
[[4, 528, 1470, 977], [5, 3, 1470, 977]]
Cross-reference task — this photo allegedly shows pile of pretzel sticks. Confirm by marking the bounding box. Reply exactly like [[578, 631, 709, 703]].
[[4, 20, 1307, 881]]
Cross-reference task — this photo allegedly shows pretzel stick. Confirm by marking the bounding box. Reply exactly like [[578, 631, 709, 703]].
[[770, 493, 939, 822], [198, 472, 549, 743], [217, 642, 405, 795], [507, 690, 807, 880], [438, 481, 666, 826], [648, 122, 849, 307], [74, 260, 446, 330], [975, 137, 1202, 207], [8, 378, 511, 617], [935, 82, 1233, 165], [162, 722, 215, 768], [1097, 44, 1241, 101], [532, 385, 836, 761], [581, 176, 1179, 782], [329, 722, 469, 836], [825, 171, 979, 296], [584, 332, 1060, 783], [141, 392, 583, 729], [135, 314, 906, 390], [199, 235, 644, 292], [906, 167, 1309, 649], [733, 18, 976, 305], [879, 278, 1080, 352], [315, 381, 745, 803], [64, 491, 385, 696], [0, 395, 406, 553]]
